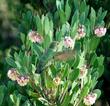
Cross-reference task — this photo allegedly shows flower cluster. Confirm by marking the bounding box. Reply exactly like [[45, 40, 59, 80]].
[[76, 25, 86, 39], [94, 27, 107, 37], [79, 65, 88, 79], [28, 30, 43, 43], [53, 76, 61, 86], [7, 68, 29, 86], [7, 68, 19, 81], [64, 36, 75, 48], [76, 25, 107, 39], [83, 93, 97, 106], [17, 75, 30, 86]]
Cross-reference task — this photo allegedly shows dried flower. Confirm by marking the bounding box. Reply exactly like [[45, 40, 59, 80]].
[[17, 75, 30, 86], [44, 88, 55, 100], [76, 25, 86, 40], [7, 68, 19, 81], [84, 93, 97, 106], [28, 30, 43, 43], [94, 27, 107, 37], [64, 36, 75, 48], [53, 76, 61, 86], [79, 65, 87, 79]]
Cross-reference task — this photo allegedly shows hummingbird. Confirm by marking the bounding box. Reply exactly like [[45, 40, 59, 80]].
[[35, 41, 76, 74]]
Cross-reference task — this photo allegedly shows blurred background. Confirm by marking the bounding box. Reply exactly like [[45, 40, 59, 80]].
[[0, 0, 110, 105]]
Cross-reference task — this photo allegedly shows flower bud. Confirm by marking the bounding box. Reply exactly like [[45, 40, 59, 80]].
[[53, 76, 61, 86], [76, 25, 86, 40], [64, 36, 75, 48], [84, 93, 97, 106], [7, 68, 19, 81], [79, 65, 87, 79], [17, 75, 30, 86], [94, 27, 107, 37], [28, 30, 43, 43]]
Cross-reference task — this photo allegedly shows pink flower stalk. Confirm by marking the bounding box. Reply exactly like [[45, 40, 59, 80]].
[[64, 36, 75, 48], [28, 30, 43, 43], [94, 27, 107, 37], [17, 75, 30, 86], [53, 76, 61, 86], [76, 25, 86, 39], [79, 65, 87, 79], [84, 93, 97, 106], [7, 68, 19, 81]]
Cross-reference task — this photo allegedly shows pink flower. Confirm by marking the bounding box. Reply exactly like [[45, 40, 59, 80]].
[[94, 27, 107, 37], [84, 93, 97, 106], [17, 75, 30, 86], [28, 30, 43, 43], [79, 65, 87, 79], [7, 68, 19, 81], [53, 76, 61, 86], [76, 25, 86, 39], [64, 36, 75, 48]]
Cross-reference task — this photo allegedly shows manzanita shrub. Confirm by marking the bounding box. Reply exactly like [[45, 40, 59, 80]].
[[4, 0, 107, 106]]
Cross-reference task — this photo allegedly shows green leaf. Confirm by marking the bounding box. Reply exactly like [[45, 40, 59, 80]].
[[15, 61, 21, 69], [80, 1, 86, 13], [55, 30, 62, 41], [85, 19, 90, 37], [32, 99, 46, 106], [90, 7, 96, 30], [91, 79, 98, 89], [80, 12, 85, 24], [44, 34, 52, 49], [71, 10, 79, 27], [62, 65, 69, 79], [80, 86, 89, 99], [33, 44, 44, 57], [97, 65, 104, 78], [49, 20, 53, 31], [34, 15, 43, 35], [61, 92, 71, 106], [74, 0, 79, 10], [90, 53, 97, 65], [0, 85, 6, 105], [87, 37, 100, 53], [93, 89, 101, 99], [59, 9, 66, 24], [45, 74, 55, 88], [56, 0, 62, 10], [27, 90, 39, 98], [71, 21, 78, 37], [78, 52, 85, 68], [65, 0, 71, 21], [80, 76, 91, 99], [16, 94, 22, 106], [22, 100, 31, 106], [6, 57, 16, 67], [20, 33, 25, 44], [61, 22, 70, 36], [44, 17, 50, 35], [85, 6, 89, 19], [50, 65, 57, 77], [90, 37, 100, 51], [97, 8, 107, 24], [10, 91, 22, 106], [97, 7, 102, 17], [7, 81, 16, 93], [97, 55, 104, 66], [70, 84, 80, 104], [69, 69, 79, 81], [22, 11, 32, 30], [72, 55, 80, 69]]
